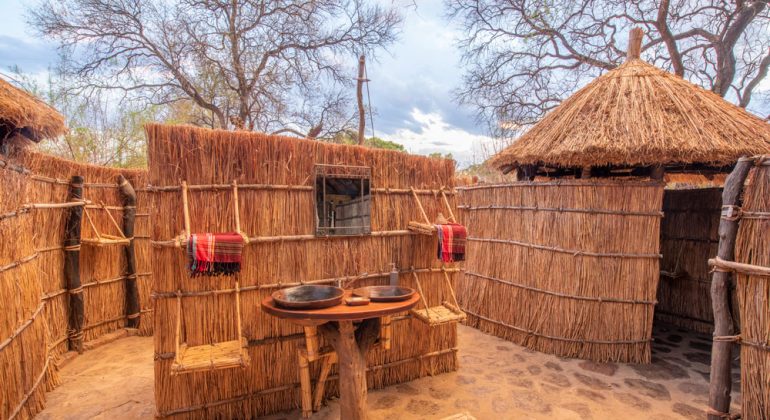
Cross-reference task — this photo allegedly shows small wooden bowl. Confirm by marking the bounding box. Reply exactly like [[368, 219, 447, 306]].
[[345, 297, 371, 306], [352, 286, 416, 302], [272, 285, 344, 309]]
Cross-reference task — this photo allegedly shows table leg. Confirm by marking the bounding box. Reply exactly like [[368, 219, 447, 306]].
[[319, 319, 380, 420]]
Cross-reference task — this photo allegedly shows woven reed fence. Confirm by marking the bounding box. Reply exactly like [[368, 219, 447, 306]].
[[146, 124, 459, 418], [734, 158, 770, 419], [457, 180, 664, 363], [656, 187, 722, 333], [0, 147, 152, 420]]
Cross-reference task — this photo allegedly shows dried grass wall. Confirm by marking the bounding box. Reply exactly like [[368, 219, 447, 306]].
[[1, 146, 151, 419], [734, 160, 770, 419], [457, 181, 664, 363], [146, 124, 459, 418], [656, 188, 722, 333]]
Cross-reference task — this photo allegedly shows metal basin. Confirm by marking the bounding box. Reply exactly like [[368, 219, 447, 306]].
[[272, 285, 344, 309], [352, 286, 415, 302]]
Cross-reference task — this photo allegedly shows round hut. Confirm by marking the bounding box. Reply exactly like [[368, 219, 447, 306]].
[[456, 28, 770, 364], [0, 76, 66, 149]]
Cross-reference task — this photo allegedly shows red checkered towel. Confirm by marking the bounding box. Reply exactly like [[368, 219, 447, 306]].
[[435, 223, 467, 263], [187, 233, 243, 276]]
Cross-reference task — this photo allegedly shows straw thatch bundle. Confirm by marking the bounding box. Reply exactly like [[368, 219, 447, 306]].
[[146, 124, 459, 418], [0, 78, 66, 143], [490, 58, 770, 171], [656, 187, 722, 334], [734, 159, 770, 419], [0, 147, 151, 419], [457, 180, 663, 363]]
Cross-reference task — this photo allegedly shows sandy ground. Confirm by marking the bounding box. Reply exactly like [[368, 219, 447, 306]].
[[37, 323, 740, 419]]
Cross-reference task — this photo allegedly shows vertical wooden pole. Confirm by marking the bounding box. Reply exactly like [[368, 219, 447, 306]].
[[708, 157, 753, 420], [64, 176, 84, 353], [118, 175, 140, 329], [357, 55, 366, 145], [627, 27, 644, 61]]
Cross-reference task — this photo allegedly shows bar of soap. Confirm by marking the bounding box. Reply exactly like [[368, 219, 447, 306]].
[[346, 297, 370, 306]]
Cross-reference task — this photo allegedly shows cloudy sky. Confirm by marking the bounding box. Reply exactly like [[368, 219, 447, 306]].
[[0, 0, 495, 168]]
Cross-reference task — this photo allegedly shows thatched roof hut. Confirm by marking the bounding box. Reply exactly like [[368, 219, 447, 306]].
[[0, 77, 67, 143], [456, 29, 770, 365], [490, 33, 770, 175]]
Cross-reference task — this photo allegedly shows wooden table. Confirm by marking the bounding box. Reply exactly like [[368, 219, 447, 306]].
[[261, 290, 420, 420]]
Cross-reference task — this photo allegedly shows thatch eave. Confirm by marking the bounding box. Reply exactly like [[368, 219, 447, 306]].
[[491, 59, 770, 172], [0, 77, 67, 144]]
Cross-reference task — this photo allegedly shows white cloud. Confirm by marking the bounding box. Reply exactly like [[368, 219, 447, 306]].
[[387, 108, 495, 168]]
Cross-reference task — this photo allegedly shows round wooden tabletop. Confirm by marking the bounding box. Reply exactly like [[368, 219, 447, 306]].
[[261, 290, 420, 322]]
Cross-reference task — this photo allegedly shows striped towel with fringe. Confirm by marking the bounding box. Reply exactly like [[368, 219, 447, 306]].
[[436, 223, 467, 263], [187, 233, 243, 276]]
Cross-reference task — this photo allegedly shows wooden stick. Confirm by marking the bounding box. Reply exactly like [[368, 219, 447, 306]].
[[313, 353, 337, 411], [709, 256, 770, 277], [23, 201, 89, 209], [235, 281, 244, 347], [440, 190, 456, 222], [708, 157, 754, 420], [303, 326, 319, 361], [298, 352, 312, 418], [83, 208, 101, 240], [411, 271, 432, 321], [64, 176, 85, 353], [442, 268, 461, 309], [411, 187, 431, 225], [380, 316, 392, 351], [232, 180, 243, 238], [100, 202, 127, 238], [181, 180, 191, 237], [357, 54, 366, 145], [174, 295, 183, 366]]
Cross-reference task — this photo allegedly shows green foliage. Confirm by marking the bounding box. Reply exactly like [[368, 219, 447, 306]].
[[331, 130, 406, 152], [428, 152, 454, 161]]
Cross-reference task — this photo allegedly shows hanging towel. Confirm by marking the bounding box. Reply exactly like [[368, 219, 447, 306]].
[[435, 223, 467, 263], [187, 233, 244, 276]]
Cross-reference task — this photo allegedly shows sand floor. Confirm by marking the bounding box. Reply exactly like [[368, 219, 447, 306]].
[[37, 323, 740, 419]]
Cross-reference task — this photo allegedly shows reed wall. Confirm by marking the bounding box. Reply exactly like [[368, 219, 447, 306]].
[[656, 187, 722, 333], [146, 124, 459, 418], [0, 146, 151, 420], [735, 159, 770, 420], [457, 180, 664, 363]]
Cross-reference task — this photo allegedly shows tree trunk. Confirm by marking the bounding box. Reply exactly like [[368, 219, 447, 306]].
[[708, 157, 753, 420], [64, 176, 84, 353], [319, 319, 380, 420], [118, 174, 140, 329]]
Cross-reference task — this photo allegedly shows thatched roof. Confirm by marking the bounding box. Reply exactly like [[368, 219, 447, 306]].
[[490, 52, 770, 172], [0, 77, 66, 142]]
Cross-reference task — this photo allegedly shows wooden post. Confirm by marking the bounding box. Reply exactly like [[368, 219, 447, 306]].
[[118, 175, 140, 329], [298, 351, 312, 418], [707, 157, 753, 420], [319, 319, 380, 420], [627, 27, 644, 61], [357, 55, 366, 145], [64, 176, 85, 353]]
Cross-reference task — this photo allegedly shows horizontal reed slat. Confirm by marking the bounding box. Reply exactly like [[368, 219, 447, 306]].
[[468, 237, 662, 259], [153, 267, 459, 298], [458, 204, 663, 217], [464, 271, 657, 304], [465, 309, 652, 344]]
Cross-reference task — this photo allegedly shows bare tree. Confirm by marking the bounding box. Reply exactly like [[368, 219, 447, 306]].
[[30, 0, 402, 133], [447, 0, 770, 130]]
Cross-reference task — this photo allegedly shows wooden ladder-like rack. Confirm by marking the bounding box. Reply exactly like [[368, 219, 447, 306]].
[[170, 180, 250, 375]]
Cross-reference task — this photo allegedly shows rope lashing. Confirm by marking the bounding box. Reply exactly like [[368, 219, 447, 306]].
[[720, 205, 742, 221]]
